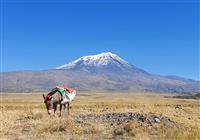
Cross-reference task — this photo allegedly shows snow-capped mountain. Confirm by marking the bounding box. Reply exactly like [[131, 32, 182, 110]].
[[1, 52, 199, 93], [56, 52, 130, 69]]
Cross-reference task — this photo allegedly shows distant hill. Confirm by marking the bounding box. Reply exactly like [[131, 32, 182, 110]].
[[1, 52, 199, 93]]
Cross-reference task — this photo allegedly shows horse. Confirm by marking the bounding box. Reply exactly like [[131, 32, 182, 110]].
[[43, 89, 76, 116]]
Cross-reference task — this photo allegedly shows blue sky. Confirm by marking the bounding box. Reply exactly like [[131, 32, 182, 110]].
[[1, 0, 199, 80]]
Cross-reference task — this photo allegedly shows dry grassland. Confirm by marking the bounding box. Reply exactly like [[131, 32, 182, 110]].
[[0, 92, 200, 140]]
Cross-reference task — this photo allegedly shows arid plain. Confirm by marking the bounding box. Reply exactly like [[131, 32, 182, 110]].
[[0, 92, 200, 140]]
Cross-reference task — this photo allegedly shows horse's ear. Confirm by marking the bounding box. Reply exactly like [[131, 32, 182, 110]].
[[43, 94, 46, 100]]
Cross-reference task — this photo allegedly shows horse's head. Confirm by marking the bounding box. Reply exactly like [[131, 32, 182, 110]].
[[43, 94, 53, 115]]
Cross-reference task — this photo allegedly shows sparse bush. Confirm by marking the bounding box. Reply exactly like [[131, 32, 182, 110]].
[[114, 128, 125, 136], [124, 122, 135, 132], [123, 122, 136, 137]]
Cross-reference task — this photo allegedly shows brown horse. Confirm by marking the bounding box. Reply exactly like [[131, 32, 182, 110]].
[[43, 92, 70, 116]]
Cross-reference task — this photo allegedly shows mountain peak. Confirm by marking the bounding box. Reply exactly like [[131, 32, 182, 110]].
[[96, 52, 114, 56], [56, 52, 129, 69], [94, 52, 118, 58]]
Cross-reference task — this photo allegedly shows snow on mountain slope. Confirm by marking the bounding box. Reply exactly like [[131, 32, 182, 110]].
[[56, 52, 130, 69]]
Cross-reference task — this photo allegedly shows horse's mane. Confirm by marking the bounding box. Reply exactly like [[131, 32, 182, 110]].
[[46, 88, 61, 100]]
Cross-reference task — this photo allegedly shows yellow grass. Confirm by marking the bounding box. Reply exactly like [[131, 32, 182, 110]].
[[0, 92, 200, 140]]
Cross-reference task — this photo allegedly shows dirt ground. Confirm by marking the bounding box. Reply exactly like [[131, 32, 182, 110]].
[[0, 92, 200, 140]]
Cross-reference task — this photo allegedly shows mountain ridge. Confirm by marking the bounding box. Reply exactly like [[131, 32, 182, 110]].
[[1, 52, 199, 93]]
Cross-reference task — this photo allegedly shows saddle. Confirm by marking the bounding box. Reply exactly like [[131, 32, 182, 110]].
[[65, 87, 74, 94], [48, 86, 75, 98]]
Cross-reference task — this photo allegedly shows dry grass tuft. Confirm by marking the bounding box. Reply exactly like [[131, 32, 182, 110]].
[[35, 119, 83, 136], [33, 112, 44, 120], [158, 125, 200, 140], [86, 124, 102, 134]]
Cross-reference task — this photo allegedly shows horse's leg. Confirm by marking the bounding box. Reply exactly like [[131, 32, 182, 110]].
[[67, 102, 70, 115], [63, 104, 66, 116], [59, 104, 62, 117], [54, 103, 57, 116]]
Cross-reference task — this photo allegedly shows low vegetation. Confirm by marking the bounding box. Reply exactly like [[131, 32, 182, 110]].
[[0, 92, 200, 139]]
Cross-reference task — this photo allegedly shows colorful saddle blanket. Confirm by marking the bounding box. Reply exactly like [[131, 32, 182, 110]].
[[48, 85, 76, 102]]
